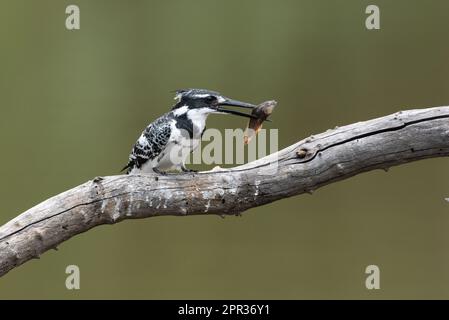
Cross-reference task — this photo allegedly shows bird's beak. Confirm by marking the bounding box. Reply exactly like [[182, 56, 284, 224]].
[[216, 98, 258, 119], [219, 98, 256, 109]]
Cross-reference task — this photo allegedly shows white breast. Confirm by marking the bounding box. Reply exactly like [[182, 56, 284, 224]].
[[136, 109, 214, 173], [186, 108, 214, 137]]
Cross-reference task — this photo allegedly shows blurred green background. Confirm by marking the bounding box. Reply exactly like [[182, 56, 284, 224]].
[[1, 0, 449, 299]]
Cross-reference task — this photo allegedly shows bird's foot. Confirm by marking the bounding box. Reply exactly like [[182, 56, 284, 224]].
[[181, 166, 198, 174], [153, 168, 167, 175]]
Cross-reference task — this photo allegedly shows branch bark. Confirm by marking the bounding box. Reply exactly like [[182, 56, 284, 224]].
[[1, 106, 449, 277]]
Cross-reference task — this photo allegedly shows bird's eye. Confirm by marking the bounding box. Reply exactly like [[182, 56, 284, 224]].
[[205, 96, 217, 103]]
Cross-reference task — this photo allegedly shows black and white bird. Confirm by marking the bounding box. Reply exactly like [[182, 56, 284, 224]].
[[122, 89, 257, 174]]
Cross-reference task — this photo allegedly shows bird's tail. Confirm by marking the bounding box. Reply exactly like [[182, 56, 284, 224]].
[[120, 162, 132, 174]]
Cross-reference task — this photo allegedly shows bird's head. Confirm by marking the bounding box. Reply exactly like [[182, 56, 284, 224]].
[[172, 89, 257, 119]]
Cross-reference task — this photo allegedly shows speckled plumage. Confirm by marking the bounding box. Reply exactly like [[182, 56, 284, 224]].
[[122, 113, 175, 174]]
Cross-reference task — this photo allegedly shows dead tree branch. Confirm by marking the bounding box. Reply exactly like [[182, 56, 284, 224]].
[[1, 106, 449, 277]]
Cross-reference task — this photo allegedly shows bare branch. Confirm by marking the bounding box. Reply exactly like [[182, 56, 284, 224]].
[[1, 106, 449, 277]]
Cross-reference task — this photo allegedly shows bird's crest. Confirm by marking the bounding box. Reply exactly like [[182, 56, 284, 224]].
[[172, 88, 220, 101]]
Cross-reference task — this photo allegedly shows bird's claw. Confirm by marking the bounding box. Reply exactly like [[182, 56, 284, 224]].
[[181, 167, 198, 174], [153, 168, 167, 175]]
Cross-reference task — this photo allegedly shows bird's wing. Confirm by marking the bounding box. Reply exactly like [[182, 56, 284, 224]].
[[122, 114, 173, 173]]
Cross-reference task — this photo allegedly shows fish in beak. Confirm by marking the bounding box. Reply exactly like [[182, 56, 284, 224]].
[[215, 97, 258, 119], [244, 100, 277, 144]]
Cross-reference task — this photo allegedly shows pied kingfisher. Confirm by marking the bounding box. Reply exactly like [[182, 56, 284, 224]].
[[122, 89, 257, 174]]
